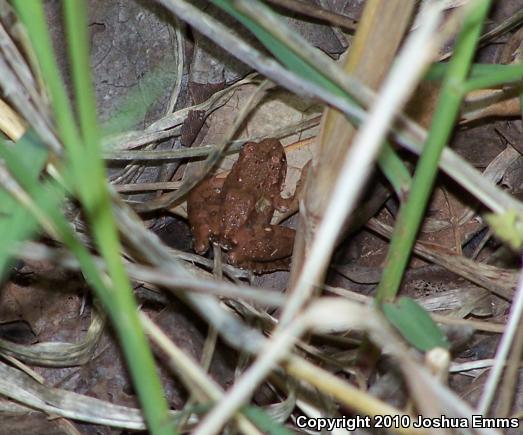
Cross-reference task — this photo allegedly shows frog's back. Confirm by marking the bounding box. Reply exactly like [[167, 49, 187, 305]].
[[225, 139, 286, 199]]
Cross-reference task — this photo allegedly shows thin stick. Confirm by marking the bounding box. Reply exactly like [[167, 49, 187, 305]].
[[140, 313, 263, 435], [264, 0, 357, 30], [281, 2, 445, 324], [477, 256, 523, 413]]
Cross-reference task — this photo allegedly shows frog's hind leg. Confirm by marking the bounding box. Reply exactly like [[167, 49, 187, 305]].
[[228, 225, 295, 268], [249, 257, 291, 273]]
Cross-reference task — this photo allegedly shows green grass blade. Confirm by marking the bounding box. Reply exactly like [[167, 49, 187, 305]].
[[63, 2, 172, 433], [382, 297, 449, 352], [0, 138, 108, 303], [11, 0, 79, 157], [462, 63, 523, 93], [211, 0, 346, 97], [242, 406, 294, 435], [0, 130, 49, 279], [426, 62, 523, 92], [376, 0, 492, 303], [11, 1, 172, 433]]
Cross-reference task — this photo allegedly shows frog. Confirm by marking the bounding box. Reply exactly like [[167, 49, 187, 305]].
[[187, 138, 296, 272]]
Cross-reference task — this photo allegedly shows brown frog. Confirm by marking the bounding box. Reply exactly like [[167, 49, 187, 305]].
[[187, 138, 295, 272]]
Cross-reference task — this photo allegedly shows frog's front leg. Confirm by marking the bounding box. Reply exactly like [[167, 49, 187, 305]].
[[273, 160, 311, 217], [227, 225, 295, 269]]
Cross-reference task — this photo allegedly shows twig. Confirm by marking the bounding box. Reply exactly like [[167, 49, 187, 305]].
[[477, 255, 523, 413], [0, 97, 25, 139], [14, 242, 285, 307], [165, 16, 184, 113], [264, 0, 357, 30], [479, 7, 523, 44], [0, 358, 189, 429], [140, 313, 263, 435], [0, 55, 61, 152], [114, 181, 181, 192], [367, 217, 517, 301], [324, 285, 506, 334], [105, 115, 320, 161], [494, 317, 523, 417]]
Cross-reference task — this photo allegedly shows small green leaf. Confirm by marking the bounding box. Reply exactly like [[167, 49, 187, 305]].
[[0, 130, 50, 280], [242, 406, 294, 435], [382, 297, 449, 352], [377, 144, 412, 200], [426, 62, 523, 81], [485, 210, 523, 251]]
